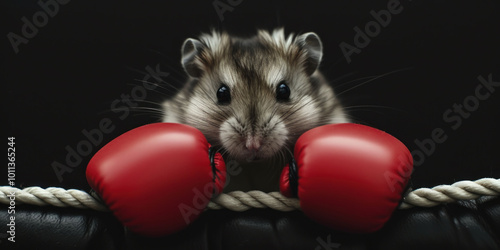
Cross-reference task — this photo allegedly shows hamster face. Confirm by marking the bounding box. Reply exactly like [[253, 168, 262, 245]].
[[164, 29, 348, 162]]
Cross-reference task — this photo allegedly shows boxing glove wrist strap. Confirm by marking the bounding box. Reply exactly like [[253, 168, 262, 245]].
[[288, 158, 299, 198], [209, 146, 222, 193]]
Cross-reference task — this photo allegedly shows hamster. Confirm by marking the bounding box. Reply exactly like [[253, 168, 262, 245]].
[[162, 28, 349, 192]]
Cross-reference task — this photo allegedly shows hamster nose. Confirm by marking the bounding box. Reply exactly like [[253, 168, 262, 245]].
[[245, 136, 261, 153]]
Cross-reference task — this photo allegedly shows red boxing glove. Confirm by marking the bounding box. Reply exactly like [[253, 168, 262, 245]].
[[280, 123, 413, 233], [86, 123, 226, 236]]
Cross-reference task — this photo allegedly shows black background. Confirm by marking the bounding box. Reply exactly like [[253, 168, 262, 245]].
[[2, 0, 500, 191]]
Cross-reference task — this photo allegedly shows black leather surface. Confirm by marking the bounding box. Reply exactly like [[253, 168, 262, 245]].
[[0, 204, 124, 250], [1, 196, 499, 249]]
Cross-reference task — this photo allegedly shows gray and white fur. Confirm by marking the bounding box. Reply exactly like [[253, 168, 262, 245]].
[[163, 28, 349, 191]]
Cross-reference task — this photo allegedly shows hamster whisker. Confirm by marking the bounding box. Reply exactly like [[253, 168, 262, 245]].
[[129, 68, 184, 98], [339, 113, 365, 125], [336, 67, 413, 97], [189, 115, 222, 130], [329, 71, 358, 85], [196, 88, 234, 121], [142, 49, 188, 77], [342, 104, 407, 113], [131, 99, 165, 107], [218, 148, 230, 158], [263, 154, 283, 184], [333, 74, 378, 89], [279, 148, 288, 165], [183, 98, 229, 124], [278, 97, 317, 123], [129, 106, 164, 113], [135, 79, 179, 92], [127, 84, 176, 100]]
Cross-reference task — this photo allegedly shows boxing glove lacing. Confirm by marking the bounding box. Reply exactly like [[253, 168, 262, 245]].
[[288, 158, 299, 198], [208, 146, 223, 196]]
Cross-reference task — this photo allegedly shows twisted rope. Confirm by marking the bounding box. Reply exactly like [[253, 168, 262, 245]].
[[207, 191, 301, 211], [1, 178, 499, 212], [0, 186, 108, 211], [399, 178, 500, 209]]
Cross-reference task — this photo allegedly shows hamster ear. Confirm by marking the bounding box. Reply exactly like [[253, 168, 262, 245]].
[[181, 38, 204, 78], [295, 32, 323, 75]]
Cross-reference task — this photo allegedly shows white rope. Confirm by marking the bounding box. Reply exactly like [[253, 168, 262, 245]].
[[1, 178, 499, 212], [207, 191, 301, 211], [0, 186, 108, 211], [399, 178, 500, 209]]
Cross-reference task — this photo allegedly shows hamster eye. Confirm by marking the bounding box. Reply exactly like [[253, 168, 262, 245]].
[[217, 85, 231, 105], [276, 81, 290, 102]]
